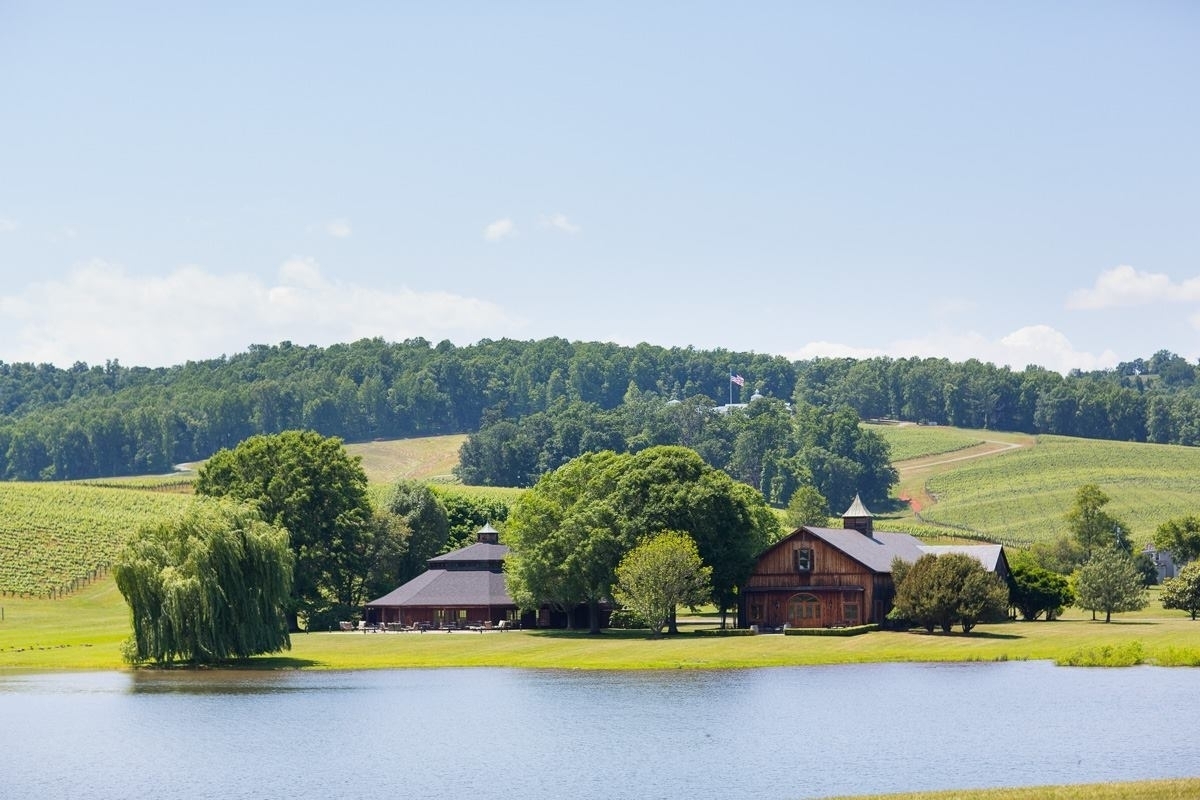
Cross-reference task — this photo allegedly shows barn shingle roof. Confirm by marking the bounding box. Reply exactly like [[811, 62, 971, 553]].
[[804, 526, 927, 573], [917, 544, 1006, 572]]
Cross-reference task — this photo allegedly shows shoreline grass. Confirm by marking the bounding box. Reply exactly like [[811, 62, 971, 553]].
[[3, 578, 1198, 673], [819, 777, 1200, 800]]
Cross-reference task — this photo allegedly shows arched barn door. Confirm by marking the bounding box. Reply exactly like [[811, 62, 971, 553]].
[[787, 593, 821, 627]]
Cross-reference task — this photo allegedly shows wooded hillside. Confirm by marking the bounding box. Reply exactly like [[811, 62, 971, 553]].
[[0, 337, 1197, 481]]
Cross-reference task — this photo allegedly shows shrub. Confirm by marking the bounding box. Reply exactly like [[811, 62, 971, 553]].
[[607, 607, 649, 629], [692, 627, 756, 636], [783, 624, 880, 637], [1056, 640, 1145, 667], [1153, 646, 1200, 667]]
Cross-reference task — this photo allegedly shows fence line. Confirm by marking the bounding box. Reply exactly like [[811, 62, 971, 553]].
[[1, 563, 111, 600]]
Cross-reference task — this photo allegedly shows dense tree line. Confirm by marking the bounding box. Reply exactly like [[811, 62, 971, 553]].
[[1, 337, 1198, 481], [456, 395, 898, 513], [796, 350, 1200, 443]]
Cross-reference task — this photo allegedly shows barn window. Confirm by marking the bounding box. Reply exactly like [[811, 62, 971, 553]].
[[843, 602, 859, 623], [794, 547, 813, 572]]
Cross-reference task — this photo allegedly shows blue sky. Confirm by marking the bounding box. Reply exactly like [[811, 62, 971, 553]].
[[1, 2, 1197, 372]]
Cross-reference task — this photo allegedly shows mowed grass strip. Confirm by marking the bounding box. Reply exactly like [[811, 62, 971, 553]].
[[346, 434, 467, 484], [3, 578, 1198, 672], [819, 777, 1200, 800], [864, 424, 986, 463]]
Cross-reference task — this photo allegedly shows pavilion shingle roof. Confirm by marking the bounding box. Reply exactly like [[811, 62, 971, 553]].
[[365, 568, 513, 608], [428, 542, 509, 564]]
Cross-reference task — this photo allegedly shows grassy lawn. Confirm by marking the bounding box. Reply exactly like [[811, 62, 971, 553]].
[[821, 777, 1200, 800], [0, 580, 130, 671], [4, 578, 1198, 672]]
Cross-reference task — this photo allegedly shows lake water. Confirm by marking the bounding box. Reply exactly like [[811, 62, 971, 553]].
[[1, 662, 1197, 799]]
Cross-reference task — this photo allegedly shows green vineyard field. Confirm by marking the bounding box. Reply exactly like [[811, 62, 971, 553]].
[[0, 482, 194, 597], [918, 435, 1200, 546]]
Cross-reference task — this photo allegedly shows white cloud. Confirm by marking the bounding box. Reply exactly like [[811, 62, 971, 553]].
[[484, 218, 515, 242], [0, 218, 18, 233], [326, 218, 352, 238], [1067, 265, 1200, 310], [540, 213, 581, 234], [0, 260, 523, 367], [784, 325, 1119, 374]]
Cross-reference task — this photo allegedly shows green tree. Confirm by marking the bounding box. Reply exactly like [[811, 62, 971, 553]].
[[504, 446, 777, 633], [114, 500, 293, 664], [1008, 556, 1075, 621], [1154, 516, 1200, 565], [608, 446, 779, 629], [613, 531, 712, 638], [1160, 561, 1200, 620], [891, 554, 948, 632], [1074, 550, 1149, 623], [195, 430, 373, 630], [360, 508, 412, 605], [893, 553, 1008, 633], [504, 451, 628, 632], [785, 484, 830, 528], [1027, 534, 1087, 575], [1065, 484, 1131, 559], [433, 489, 511, 551], [384, 479, 451, 583]]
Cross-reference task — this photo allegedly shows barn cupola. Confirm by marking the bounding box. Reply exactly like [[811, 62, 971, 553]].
[[476, 523, 500, 544], [841, 494, 874, 537]]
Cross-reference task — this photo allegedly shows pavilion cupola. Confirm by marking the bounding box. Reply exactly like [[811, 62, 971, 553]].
[[841, 494, 874, 537], [477, 523, 500, 545]]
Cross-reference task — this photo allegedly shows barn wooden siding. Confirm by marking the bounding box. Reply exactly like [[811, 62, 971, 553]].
[[741, 531, 893, 629]]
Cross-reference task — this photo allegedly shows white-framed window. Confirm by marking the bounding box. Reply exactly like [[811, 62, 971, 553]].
[[794, 547, 813, 572]]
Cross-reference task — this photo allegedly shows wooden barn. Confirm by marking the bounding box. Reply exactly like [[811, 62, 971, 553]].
[[739, 496, 1008, 630]]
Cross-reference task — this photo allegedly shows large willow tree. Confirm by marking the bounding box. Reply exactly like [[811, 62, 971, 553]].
[[115, 500, 294, 665]]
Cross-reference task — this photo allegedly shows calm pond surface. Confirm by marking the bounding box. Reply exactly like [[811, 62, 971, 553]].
[[1, 661, 1197, 799]]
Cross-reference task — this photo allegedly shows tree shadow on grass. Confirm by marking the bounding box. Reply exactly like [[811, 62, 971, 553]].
[[901, 630, 1024, 641], [525, 628, 665, 641]]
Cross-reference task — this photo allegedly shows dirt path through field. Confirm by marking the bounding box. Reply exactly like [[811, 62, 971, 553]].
[[895, 437, 1032, 513]]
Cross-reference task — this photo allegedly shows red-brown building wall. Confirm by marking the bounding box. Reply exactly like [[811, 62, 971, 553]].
[[740, 530, 894, 628]]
